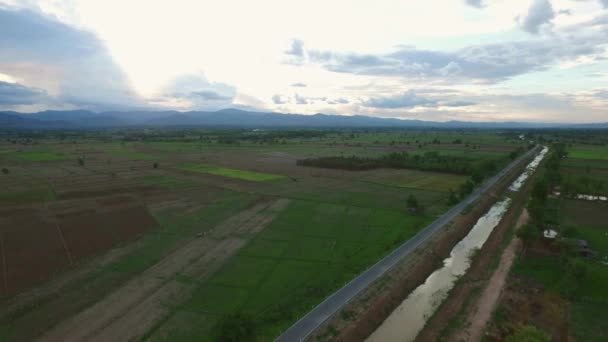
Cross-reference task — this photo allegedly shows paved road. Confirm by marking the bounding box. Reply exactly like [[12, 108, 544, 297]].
[[275, 146, 540, 342]]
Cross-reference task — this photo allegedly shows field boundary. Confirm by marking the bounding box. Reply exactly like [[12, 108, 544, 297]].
[[274, 146, 540, 342]]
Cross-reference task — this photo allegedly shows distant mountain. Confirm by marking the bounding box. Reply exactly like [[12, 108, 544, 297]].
[[1, 109, 605, 129]]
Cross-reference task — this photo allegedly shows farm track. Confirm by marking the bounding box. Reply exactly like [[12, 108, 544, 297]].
[[38, 198, 289, 342], [455, 209, 529, 342]]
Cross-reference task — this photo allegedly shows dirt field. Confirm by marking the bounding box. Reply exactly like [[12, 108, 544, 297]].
[[39, 198, 289, 342]]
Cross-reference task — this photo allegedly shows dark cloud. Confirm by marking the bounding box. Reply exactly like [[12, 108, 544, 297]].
[[362, 91, 437, 108], [465, 0, 489, 8], [0, 81, 48, 105], [289, 13, 608, 84], [0, 8, 143, 110], [190, 90, 232, 101], [441, 100, 476, 107], [290, 82, 307, 87], [520, 0, 555, 34], [327, 98, 350, 105]]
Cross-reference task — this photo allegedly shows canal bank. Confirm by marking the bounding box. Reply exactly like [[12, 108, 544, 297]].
[[311, 147, 542, 342]]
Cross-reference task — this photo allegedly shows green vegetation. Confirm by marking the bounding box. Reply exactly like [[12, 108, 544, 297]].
[[506, 325, 551, 342], [17, 150, 69, 161], [179, 164, 286, 181], [0, 128, 535, 341], [147, 200, 429, 340], [503, 137, 608, 341]]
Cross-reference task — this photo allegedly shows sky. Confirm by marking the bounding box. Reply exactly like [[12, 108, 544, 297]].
[[0, 0, 607, 122]]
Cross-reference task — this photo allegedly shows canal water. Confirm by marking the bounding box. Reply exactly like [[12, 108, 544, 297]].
[[509, 146, 548, 192], [366, 147, 548, 342]]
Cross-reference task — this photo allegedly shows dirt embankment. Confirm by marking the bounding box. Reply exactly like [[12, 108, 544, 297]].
[[311, 153, 535, 342], [415, 157, 539, 342], [454, 209, 528, 342]]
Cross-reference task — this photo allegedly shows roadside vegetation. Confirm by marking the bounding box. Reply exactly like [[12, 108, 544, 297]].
[[490, 131, 608, 342]]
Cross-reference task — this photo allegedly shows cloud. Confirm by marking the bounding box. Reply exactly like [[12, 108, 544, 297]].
[[290, 82, 307, 87], [465, 0, 489, 8], [295, 93, 309, 104], [160, 73, 236, 109], [289, 13, 608, 84], [285, 39, 305, 57], [272, 94, 288, 104], [441, 100, 476, 107], [190, 90, 232, 101], [327, 98, 350, 105], [0, 8, 144, 110], [362, 90, 437, 108], [0, 80, 49, 105], [601, 0, 608, 8], [519, 0, 555, 34]]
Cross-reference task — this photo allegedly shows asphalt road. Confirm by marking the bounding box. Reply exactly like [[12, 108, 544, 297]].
[[274, 146, 540, 342]]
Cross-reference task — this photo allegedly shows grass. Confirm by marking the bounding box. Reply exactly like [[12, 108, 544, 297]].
[[146, 199, 430, 340], [568, 146, 608, 161], [0, 186, 56, 202], [16, 150, 70, 161], [0, 190, 254, 341], [141, 175, 196, 189], [179, 164, 286, 182]]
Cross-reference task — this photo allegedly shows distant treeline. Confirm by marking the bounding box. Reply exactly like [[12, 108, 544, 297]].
[[297, 149, 522, 176]]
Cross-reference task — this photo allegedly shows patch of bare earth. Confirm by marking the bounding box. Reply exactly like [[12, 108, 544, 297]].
[[38, 198, 289, 342], [455, 209, 529, 342]]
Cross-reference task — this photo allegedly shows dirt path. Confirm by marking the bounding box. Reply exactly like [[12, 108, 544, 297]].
[[38, 198, 289, 342], [455, 209, 529, 342]]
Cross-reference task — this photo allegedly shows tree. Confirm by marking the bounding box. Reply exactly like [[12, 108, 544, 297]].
[[214, 313, 255, 342], [447, 189, 459, 205], [78, 157, 85, 166], [1, 168, 8, 175], [153, 162, 159, 169], [407, 194, 419, 210], [506, 325, 551, 342]]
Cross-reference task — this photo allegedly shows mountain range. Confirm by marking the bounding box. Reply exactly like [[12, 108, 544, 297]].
[[1, 109, 606, 129]]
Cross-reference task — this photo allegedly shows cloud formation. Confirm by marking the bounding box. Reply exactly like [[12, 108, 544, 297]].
[[0, 8, 143, 110], [464, 0, 489, 8], [289, 13, 608, 84], [519, 0, 555, 34], [0, 81, 48, 105], [362, 91, 437, 108]]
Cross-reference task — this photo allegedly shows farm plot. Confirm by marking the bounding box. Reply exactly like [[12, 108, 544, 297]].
[[146, 199, 429, 341], [179, 164, 287, 182], [568, 146, 608, 160], [355, 169, 468, 192], [1, 218, 70, 294]]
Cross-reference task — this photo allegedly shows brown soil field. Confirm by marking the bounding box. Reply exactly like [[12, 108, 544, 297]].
[[311, 151, 533, 342], [39, 198, 289, 342], [0, 194, 160, 295], [2, 223, 69, 294]]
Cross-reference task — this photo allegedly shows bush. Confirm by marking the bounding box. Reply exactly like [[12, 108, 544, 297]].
[[1, 168, 8, 174], [506, 325, 551, 342], [213, 313, 256, 342]]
